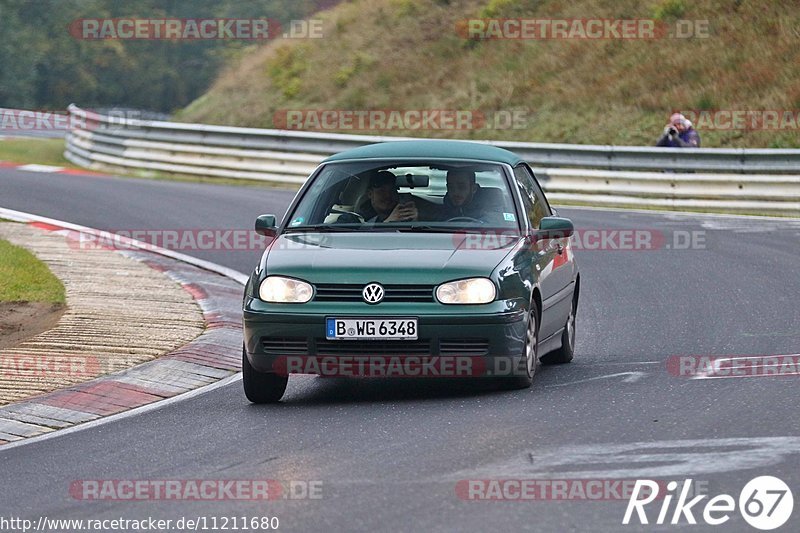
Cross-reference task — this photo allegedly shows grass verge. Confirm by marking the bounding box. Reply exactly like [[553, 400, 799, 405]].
[[0, 138, 72, 167], [0, 238, 66, 303]]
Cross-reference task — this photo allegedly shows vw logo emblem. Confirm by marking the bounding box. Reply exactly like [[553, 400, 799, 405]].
[[362, 283, 385, 304]]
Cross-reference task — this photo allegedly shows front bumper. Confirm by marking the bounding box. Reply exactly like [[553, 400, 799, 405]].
[[243, 298, 528, 378]]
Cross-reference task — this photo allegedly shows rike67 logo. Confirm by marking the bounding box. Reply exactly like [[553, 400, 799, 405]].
[[623, 476, 794, 530]]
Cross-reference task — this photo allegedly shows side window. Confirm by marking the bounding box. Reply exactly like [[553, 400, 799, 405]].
[[513, 165, 550, 228]]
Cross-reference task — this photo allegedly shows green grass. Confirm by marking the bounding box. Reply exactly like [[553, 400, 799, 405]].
[[178, 0, 800, 149], [0, 138, 72, 167], [0, 238, 66, 303]]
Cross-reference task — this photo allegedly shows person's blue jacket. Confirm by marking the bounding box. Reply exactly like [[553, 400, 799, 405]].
[[656, 126, 701, 148]]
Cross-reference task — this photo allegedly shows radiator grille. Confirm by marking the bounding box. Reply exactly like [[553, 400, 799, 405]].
[[314, 284, 434, 303]]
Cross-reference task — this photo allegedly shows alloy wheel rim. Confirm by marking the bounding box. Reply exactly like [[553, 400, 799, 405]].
[[566, 306, 576, 351], [525, 313, 537, 377]]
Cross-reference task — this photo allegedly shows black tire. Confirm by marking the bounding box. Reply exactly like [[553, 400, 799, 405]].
[[242, 346, 288, 403], [499, 306, 538, 389], [540, 296, 576, 365]]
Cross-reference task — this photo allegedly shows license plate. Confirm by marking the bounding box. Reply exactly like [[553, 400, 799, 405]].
[[326, 318, 418, 340]]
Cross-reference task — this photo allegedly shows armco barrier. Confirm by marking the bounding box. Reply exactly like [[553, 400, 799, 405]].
[[64, 105, 800, 215]]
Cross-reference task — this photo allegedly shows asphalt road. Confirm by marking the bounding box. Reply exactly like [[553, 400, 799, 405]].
[[1, 168, 799, 532]]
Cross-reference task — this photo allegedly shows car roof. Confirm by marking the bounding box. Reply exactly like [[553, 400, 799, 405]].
[[321, 140, 525, 166]]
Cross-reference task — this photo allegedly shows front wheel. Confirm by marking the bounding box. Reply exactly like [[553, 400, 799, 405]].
[[540, 297, 576, 365], [499, 307, 538, 389], [242, 346, 288, 403]]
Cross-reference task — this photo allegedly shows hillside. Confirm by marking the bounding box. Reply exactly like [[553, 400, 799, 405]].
[[178, 0, 800, 148]]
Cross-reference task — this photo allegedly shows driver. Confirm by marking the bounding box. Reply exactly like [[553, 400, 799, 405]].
[[438, 169, 487, 220], [366, 171, 418, 222], [339, 171, 418, 223]]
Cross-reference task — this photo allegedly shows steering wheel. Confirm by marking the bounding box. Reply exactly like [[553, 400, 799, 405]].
[[331, 207, 365, 223], [446, 216, 486, 224]]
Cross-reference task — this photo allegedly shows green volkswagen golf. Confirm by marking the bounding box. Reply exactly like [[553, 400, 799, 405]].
[[243, 140, 579, 402]]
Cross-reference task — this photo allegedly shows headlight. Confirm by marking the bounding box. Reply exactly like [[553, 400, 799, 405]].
[[259, 276, 313, 303], [436, 278, 496, 305]]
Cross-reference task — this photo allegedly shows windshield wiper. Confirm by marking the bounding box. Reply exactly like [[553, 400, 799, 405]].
[[283, 224, 364, 233], [397, 225, 491, 233]]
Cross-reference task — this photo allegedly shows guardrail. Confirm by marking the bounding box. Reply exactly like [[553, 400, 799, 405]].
[[64, 105, 800, 215]]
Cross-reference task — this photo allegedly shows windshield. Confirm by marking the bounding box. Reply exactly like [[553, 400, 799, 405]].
[[284, 160, 521, 232]]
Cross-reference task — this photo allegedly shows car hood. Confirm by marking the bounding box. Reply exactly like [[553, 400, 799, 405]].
[[263, 232, 520, 285]]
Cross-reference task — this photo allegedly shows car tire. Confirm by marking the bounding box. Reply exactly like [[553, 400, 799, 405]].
[[499, 306, 538, 389], [242, 346, 288, 403], [540, 296, 576, 365]]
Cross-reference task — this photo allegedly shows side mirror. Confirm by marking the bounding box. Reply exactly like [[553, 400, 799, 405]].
[[538, 216, 574, 238], [255, 214, 278, 238]]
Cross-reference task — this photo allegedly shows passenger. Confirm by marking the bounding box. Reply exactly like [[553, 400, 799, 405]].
[[341, 171, 418, 223], [656, 112, 701, 148]]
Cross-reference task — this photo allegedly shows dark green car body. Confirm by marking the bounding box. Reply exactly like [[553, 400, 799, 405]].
[[242, 140, 579, 401]]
